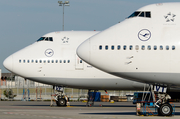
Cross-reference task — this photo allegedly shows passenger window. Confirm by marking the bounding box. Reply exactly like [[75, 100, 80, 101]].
[[99, 45, 102, 50], [117, 45, 121, 50], [60, 60, 62, 63], [32, 60, 34, 63], [123, 45, 126, 50], [27, 60, 29, 63], [129, 45, 133, 50], [166, 46, 169, 50], [135, 45, 139, 50], [154, 45, 157, 50], [160, 45, 163, 50], [64, 60, 66, 63], [111, 45, 114, 50], [68, 60, 70, 63], [48, 60, 50, 63], [141, 45, 145, 50], [19, 60, 21, 63], [44, 60, 46, 63], [80, 60, 82, 63], [56, 60, 58, 63], [35, 60, 38, 63], [52, 60, 54, 63], [105, 45, 108, 50], [172, 45, 175, 50], [39, 60, 42, 63], [147, 45, 151, 50], [23, 60, 26, 63]]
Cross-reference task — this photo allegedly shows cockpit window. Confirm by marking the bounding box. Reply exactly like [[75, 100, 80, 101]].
[[45, 37, 48, 41], [37, 37, 45, 42], [128, 11, 141, 18], [128, 11, 151, 18], [49, 37, 53, 41], [37, 37, 53, 42], [146, 12, 151, 18], [139, 12, 144, 17]]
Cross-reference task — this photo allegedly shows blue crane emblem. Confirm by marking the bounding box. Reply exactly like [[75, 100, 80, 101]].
[[45, 49, 54, 57], [138, 29, 151, 41]]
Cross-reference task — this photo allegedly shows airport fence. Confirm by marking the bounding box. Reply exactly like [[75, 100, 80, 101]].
[[0, 77, 136, 101]]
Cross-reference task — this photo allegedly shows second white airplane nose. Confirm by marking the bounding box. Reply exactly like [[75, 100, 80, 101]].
[[77, 39, 90, 63], [3, 55, 13, 72]]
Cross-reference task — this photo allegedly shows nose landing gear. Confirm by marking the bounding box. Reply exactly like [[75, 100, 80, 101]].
[[53, 86, 68, 106], [137, 85, 175, 116], [56, 96, 67, 106]]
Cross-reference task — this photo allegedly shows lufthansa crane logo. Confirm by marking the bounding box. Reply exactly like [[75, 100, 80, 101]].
[[138, 29, 151, 41], [45, 49, 54, 57]]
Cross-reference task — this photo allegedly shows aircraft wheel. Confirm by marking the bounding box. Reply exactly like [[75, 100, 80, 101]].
[[56, 98, 67, 106], [56, 100, 59, 106], [157, 106, 162, 116], [159, 103, 172, 116]]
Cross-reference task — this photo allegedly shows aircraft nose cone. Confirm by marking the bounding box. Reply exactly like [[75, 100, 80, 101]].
[[77, 39, 90, 63], [3, 55, 13, 72]]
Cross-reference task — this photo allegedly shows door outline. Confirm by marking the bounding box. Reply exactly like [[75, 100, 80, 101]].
[[75, 55, 84, 70]]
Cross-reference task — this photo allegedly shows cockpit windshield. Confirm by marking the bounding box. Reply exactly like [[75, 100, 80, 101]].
[[128, 11, 151, 18], [37, 37, 53, 42]]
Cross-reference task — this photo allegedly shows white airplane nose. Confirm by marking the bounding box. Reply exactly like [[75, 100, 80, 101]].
[[77, 39, 90, 63], [3, 55, 13, 72]]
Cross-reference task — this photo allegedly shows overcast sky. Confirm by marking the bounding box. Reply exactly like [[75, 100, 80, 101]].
[[0, 0, 179, 73]]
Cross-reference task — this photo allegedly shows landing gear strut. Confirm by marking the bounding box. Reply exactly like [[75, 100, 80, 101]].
[[155, 93, 172, 116], [152, 86, 173, 116], [53, 86, 68, 106], [55, 91, 67, 106]]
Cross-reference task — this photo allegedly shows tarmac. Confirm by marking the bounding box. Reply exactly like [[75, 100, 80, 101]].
[[0, 101, 180, 119]]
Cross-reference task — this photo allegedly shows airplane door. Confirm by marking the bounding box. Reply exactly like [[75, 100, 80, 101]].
[[75, 55, 84, 70]]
